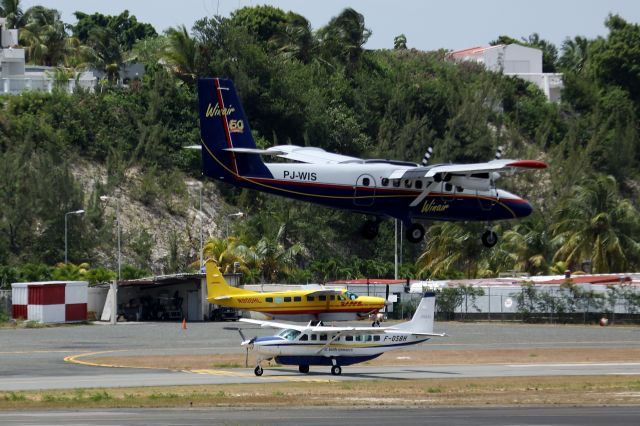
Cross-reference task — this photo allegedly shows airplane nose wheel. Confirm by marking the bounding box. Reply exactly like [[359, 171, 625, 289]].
[[331, 365, 342, 376], [481, 230, 498, 248], [406, 223, 425, 243], [254, 365, 263, 376]]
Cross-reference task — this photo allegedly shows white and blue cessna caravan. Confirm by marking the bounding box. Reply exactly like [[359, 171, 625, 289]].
[[197, 78, 548, 246], [239, 292, 445, 376]]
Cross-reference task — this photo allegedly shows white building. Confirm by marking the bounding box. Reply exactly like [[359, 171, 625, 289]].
[[448, 44, 563, 102], [0, 17, 96, 95]]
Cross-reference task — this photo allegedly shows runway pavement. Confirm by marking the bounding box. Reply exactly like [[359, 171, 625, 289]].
[[1, 321, 639, 391], [1, 406, 640, 426]]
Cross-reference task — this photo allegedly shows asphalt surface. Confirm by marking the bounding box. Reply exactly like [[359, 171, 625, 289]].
[[1, 407, 640, 426], [1, 320, 640, 391]]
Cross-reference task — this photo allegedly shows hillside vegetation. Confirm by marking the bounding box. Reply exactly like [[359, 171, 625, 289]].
[[1, 4, 639, 285]]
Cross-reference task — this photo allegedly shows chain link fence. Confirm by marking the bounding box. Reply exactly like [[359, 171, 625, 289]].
[[0, 290, 11, 321]]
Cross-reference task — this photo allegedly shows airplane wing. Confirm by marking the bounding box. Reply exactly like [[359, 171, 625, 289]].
[[239, 318, 309, 331], [225, 144, 362, 164], [304, 289, 345, 297], [421, 159, 547, 178]]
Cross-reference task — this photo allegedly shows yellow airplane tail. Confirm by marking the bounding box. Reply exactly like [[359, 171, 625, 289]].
[[205, 259, 253, 303]]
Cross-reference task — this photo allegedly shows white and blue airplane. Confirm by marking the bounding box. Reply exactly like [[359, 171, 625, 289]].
[[238, 292, 445, 376], [197, 78, 547, 246]]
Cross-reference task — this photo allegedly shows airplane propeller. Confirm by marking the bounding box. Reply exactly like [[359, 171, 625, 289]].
[[225, 326, 256, 367], [421, 147, 433, 166]]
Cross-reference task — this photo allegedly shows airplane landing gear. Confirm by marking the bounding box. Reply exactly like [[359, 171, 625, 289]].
[[481, 229, 498, 248], [331, 365, 342, 376], [254, 365, 263, 376], [406, 223, 425, 244], [361, 219, 380, 240], [298, 365, 310, 374]]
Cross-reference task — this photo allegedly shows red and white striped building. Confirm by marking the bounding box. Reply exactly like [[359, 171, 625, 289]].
[[11, 281, 88, 323]]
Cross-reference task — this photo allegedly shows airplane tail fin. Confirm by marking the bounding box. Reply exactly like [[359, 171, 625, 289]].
[[205, 259, 253, 303], [392, 292, 436, 334], [197, 78, 272, 181]]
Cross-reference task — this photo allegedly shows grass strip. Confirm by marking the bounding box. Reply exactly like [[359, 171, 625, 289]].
[[1, 376, 639, 410]]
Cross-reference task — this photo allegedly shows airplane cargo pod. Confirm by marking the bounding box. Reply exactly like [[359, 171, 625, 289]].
[[11, 281, 88, 323]]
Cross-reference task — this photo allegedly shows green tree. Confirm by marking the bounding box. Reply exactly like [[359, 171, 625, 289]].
[[163, 25, 198, 84], [72, 10, 156, 52], [551, 175, 640, 273], [393, 34, 407, 50], [417, 222, 483, 279], [0, 0, 25, 29], [19, 6, 68, 66], [317, 8, 371, 74]]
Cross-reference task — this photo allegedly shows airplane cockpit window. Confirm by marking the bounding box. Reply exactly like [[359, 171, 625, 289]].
[[278, 329, 302, 341], [444, 183, 453, 192], [344, 291, 358, 300], [404, 179, 412, 188], [381, 178, 389, 186], [299, 334, 308, 341]]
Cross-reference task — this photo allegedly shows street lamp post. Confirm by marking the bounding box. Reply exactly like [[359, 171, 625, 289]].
[[64, 209, 85, 264], [100, 195, 121, 280]]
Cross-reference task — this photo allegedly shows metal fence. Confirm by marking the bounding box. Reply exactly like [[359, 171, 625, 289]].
[[395, 286, 640, 324], [0, 289, 11, 319]]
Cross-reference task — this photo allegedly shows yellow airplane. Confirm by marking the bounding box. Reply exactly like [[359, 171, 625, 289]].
[[205, 260, 386, 321]]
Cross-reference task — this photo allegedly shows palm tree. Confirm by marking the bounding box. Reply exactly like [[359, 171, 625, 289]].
[[551, 175, 640, 273], [246, 224, 307, 283], [163, 25, 198, 84], [0, 0, 25, 29], [269, 13, 316, 63], [501, 214, 552, 275], [83, 26, 123, 83], [417, 222, 483, 279], [317, 8, 371, 73], [202, 236, 251, 276], [18, 6, 67, 66], [558, 36, 590, 74]]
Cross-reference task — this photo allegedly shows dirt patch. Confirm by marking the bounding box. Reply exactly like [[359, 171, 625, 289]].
[[87, 348, 640, 371]]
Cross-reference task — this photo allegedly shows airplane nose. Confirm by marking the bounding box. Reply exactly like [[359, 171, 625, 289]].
[[515, 199, 533, 218]]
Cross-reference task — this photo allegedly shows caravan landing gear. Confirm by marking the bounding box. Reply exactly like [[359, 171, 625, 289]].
[[298, 365, 310, 374], [331, 365, 342, 376], [254, 365, 263, 376]]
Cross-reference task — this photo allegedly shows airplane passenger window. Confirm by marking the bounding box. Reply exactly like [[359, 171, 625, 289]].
[[345, 336, 353, 342], [319, 295, 327, 301], [307, 296, 315, 302], [284, 297, 292, 302], [329, 295, 335, 301], [266, 297, 273, 303], [294, 296, 302, 302], [415, 180, 423, 189], [311, 334, 317, 341], [319, 334, 327, 341], [362, 177, 370, 186], [404, 179, 412, 188], [355, 335, 363, 342], [365, 335, 373, 342], [445, 183, 453, 192], [392, 179, 400, 188], [381, 178, 389, 186], [373, 336, 380, 341]]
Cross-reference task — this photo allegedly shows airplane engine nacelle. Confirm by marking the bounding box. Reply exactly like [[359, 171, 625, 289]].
[[449, 176, 492, 191]]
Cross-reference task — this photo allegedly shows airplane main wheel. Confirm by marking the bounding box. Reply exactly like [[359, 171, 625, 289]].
[[406, 223, 425, 243], [361, 220, 379, 240], [331, 365, 342, 376], [298, 365, 310, 374], [254, 365, 263, 376], [482, 230, 498, 248]]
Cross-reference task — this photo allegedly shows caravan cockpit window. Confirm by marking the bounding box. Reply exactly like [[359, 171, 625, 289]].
[[278, 329, 302, 341]]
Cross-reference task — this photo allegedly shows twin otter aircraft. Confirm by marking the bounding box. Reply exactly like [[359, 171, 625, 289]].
[[205, 260, 386, 322], [198, 78, 548, 247]]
